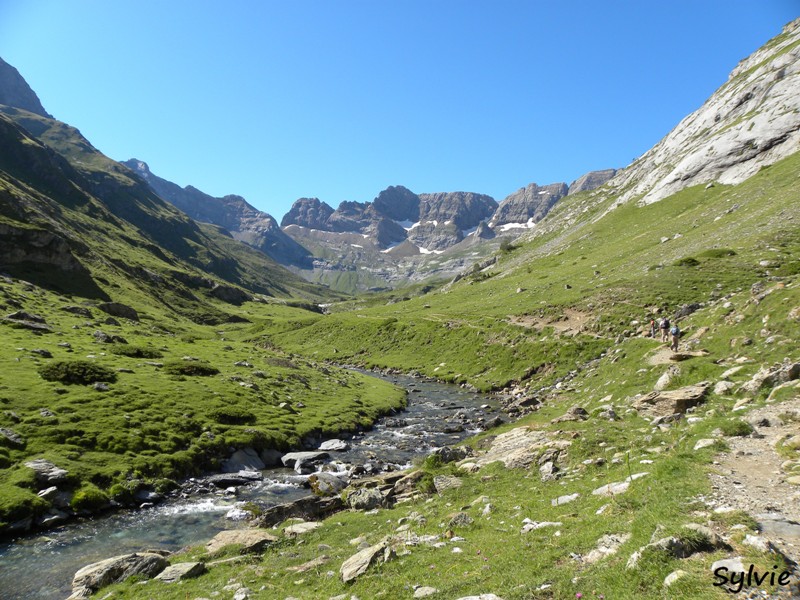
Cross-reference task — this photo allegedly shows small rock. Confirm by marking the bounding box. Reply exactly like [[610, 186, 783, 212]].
[[433, 475, 462, 494], [414, 587, 439, 598], [154, 562, 205, 583], [664, 569, 687, 587], [551, 493, 579, 506], [693, 439, 716, 451]]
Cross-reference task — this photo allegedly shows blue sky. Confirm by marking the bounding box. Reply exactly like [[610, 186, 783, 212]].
[[1, 1, 797, 218]]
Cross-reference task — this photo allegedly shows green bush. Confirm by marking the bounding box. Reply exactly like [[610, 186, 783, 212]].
[[674, 256, 700, 267], [697, 248, 737, 258], [38, 360, 117, 385], [71, 483, 110, 511], [208, 406, 256, 425], [720, 419, 754, 437], [162, 360, 219, 377], [110, 346, 163, 359]]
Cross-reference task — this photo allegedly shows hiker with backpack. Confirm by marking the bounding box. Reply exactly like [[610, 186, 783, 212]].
[[670, 323, 681, 351], [660, 317, 670, 342]]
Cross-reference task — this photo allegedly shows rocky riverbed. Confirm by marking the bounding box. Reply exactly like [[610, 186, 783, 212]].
[[0, 372, 503, 600]]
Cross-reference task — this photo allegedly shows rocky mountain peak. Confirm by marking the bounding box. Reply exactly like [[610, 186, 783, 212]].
[[567, 169, 617, 195], [491, 182, 568, 229], [372, 185, 420, 222], [610, 18, 800, 206], [281, 198, 335, 229], [123, 159, 310, 267], [0, 58, 52, 118]]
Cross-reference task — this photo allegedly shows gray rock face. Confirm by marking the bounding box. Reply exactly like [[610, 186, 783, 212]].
[[124, 159, 311, 267], [308, 472, 347, 496], [281, 197, 335, 229], [612, 18, 800, 206], [490, 182, 568, 228], [567, 169, 617, 195], [0, 427, 25, 447], [373, 185, 420, 222], [418, 191, 497, 230], [0, 58, 52, 118], [72, 552, 168, 594]]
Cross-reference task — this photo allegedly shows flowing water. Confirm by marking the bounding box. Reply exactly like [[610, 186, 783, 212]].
[[0, 373, 501, 599]]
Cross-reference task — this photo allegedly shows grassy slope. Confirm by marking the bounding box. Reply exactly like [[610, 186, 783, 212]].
[[0, 111, 400, 532], [99, 154, 800, 599], [0, 281, 404, 530], [271, 152, 800, 391], [106, 279, 798, 599]]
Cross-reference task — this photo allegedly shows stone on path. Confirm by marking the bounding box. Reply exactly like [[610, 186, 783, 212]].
[[711, 556, 746, 574], [633, 383, 710, 416]]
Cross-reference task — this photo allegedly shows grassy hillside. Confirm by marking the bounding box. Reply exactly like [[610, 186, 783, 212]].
[[103, 259, 799, 599], [0, 278, 404, 534], [271, 152, 800, 392]]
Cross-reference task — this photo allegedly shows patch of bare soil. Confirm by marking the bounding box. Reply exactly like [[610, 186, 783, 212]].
[[708, 396, 800, 566], [509, 308, 592, 337]]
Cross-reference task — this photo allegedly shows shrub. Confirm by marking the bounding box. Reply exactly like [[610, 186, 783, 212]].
[[71, 483, 110, 511], [698, 248, 737, 259], [110, 346, 163, 359], [720, 419, 754, 437], [208, 406, 256, 425], [674, 257, 700, 267], [162, 360, 219, 377], [38, 360, 117, 385]]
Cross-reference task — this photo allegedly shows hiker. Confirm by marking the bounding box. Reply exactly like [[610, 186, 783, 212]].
[[660, 317, 670, 342], [670, 323, 681, 351], [649, 318, 657, 338]]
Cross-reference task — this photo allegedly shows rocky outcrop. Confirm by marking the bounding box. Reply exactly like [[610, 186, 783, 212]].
[[567, 169, 617, 195], [0, 223, 89, 275], [97, 302, 139, 321], [70, 552, 168, 597], [205, 529, 278, 555], [611, 18, 800, 206], [373, 185, 420, 222], [490, 182, 568, 228], [280, 197, 335, 229], [0, 58, 51, 118], [123, 159, 311, 267], [417, 191, 497, 230]]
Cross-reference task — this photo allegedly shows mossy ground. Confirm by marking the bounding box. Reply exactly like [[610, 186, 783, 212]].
[[0, 282, 404, 530]]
